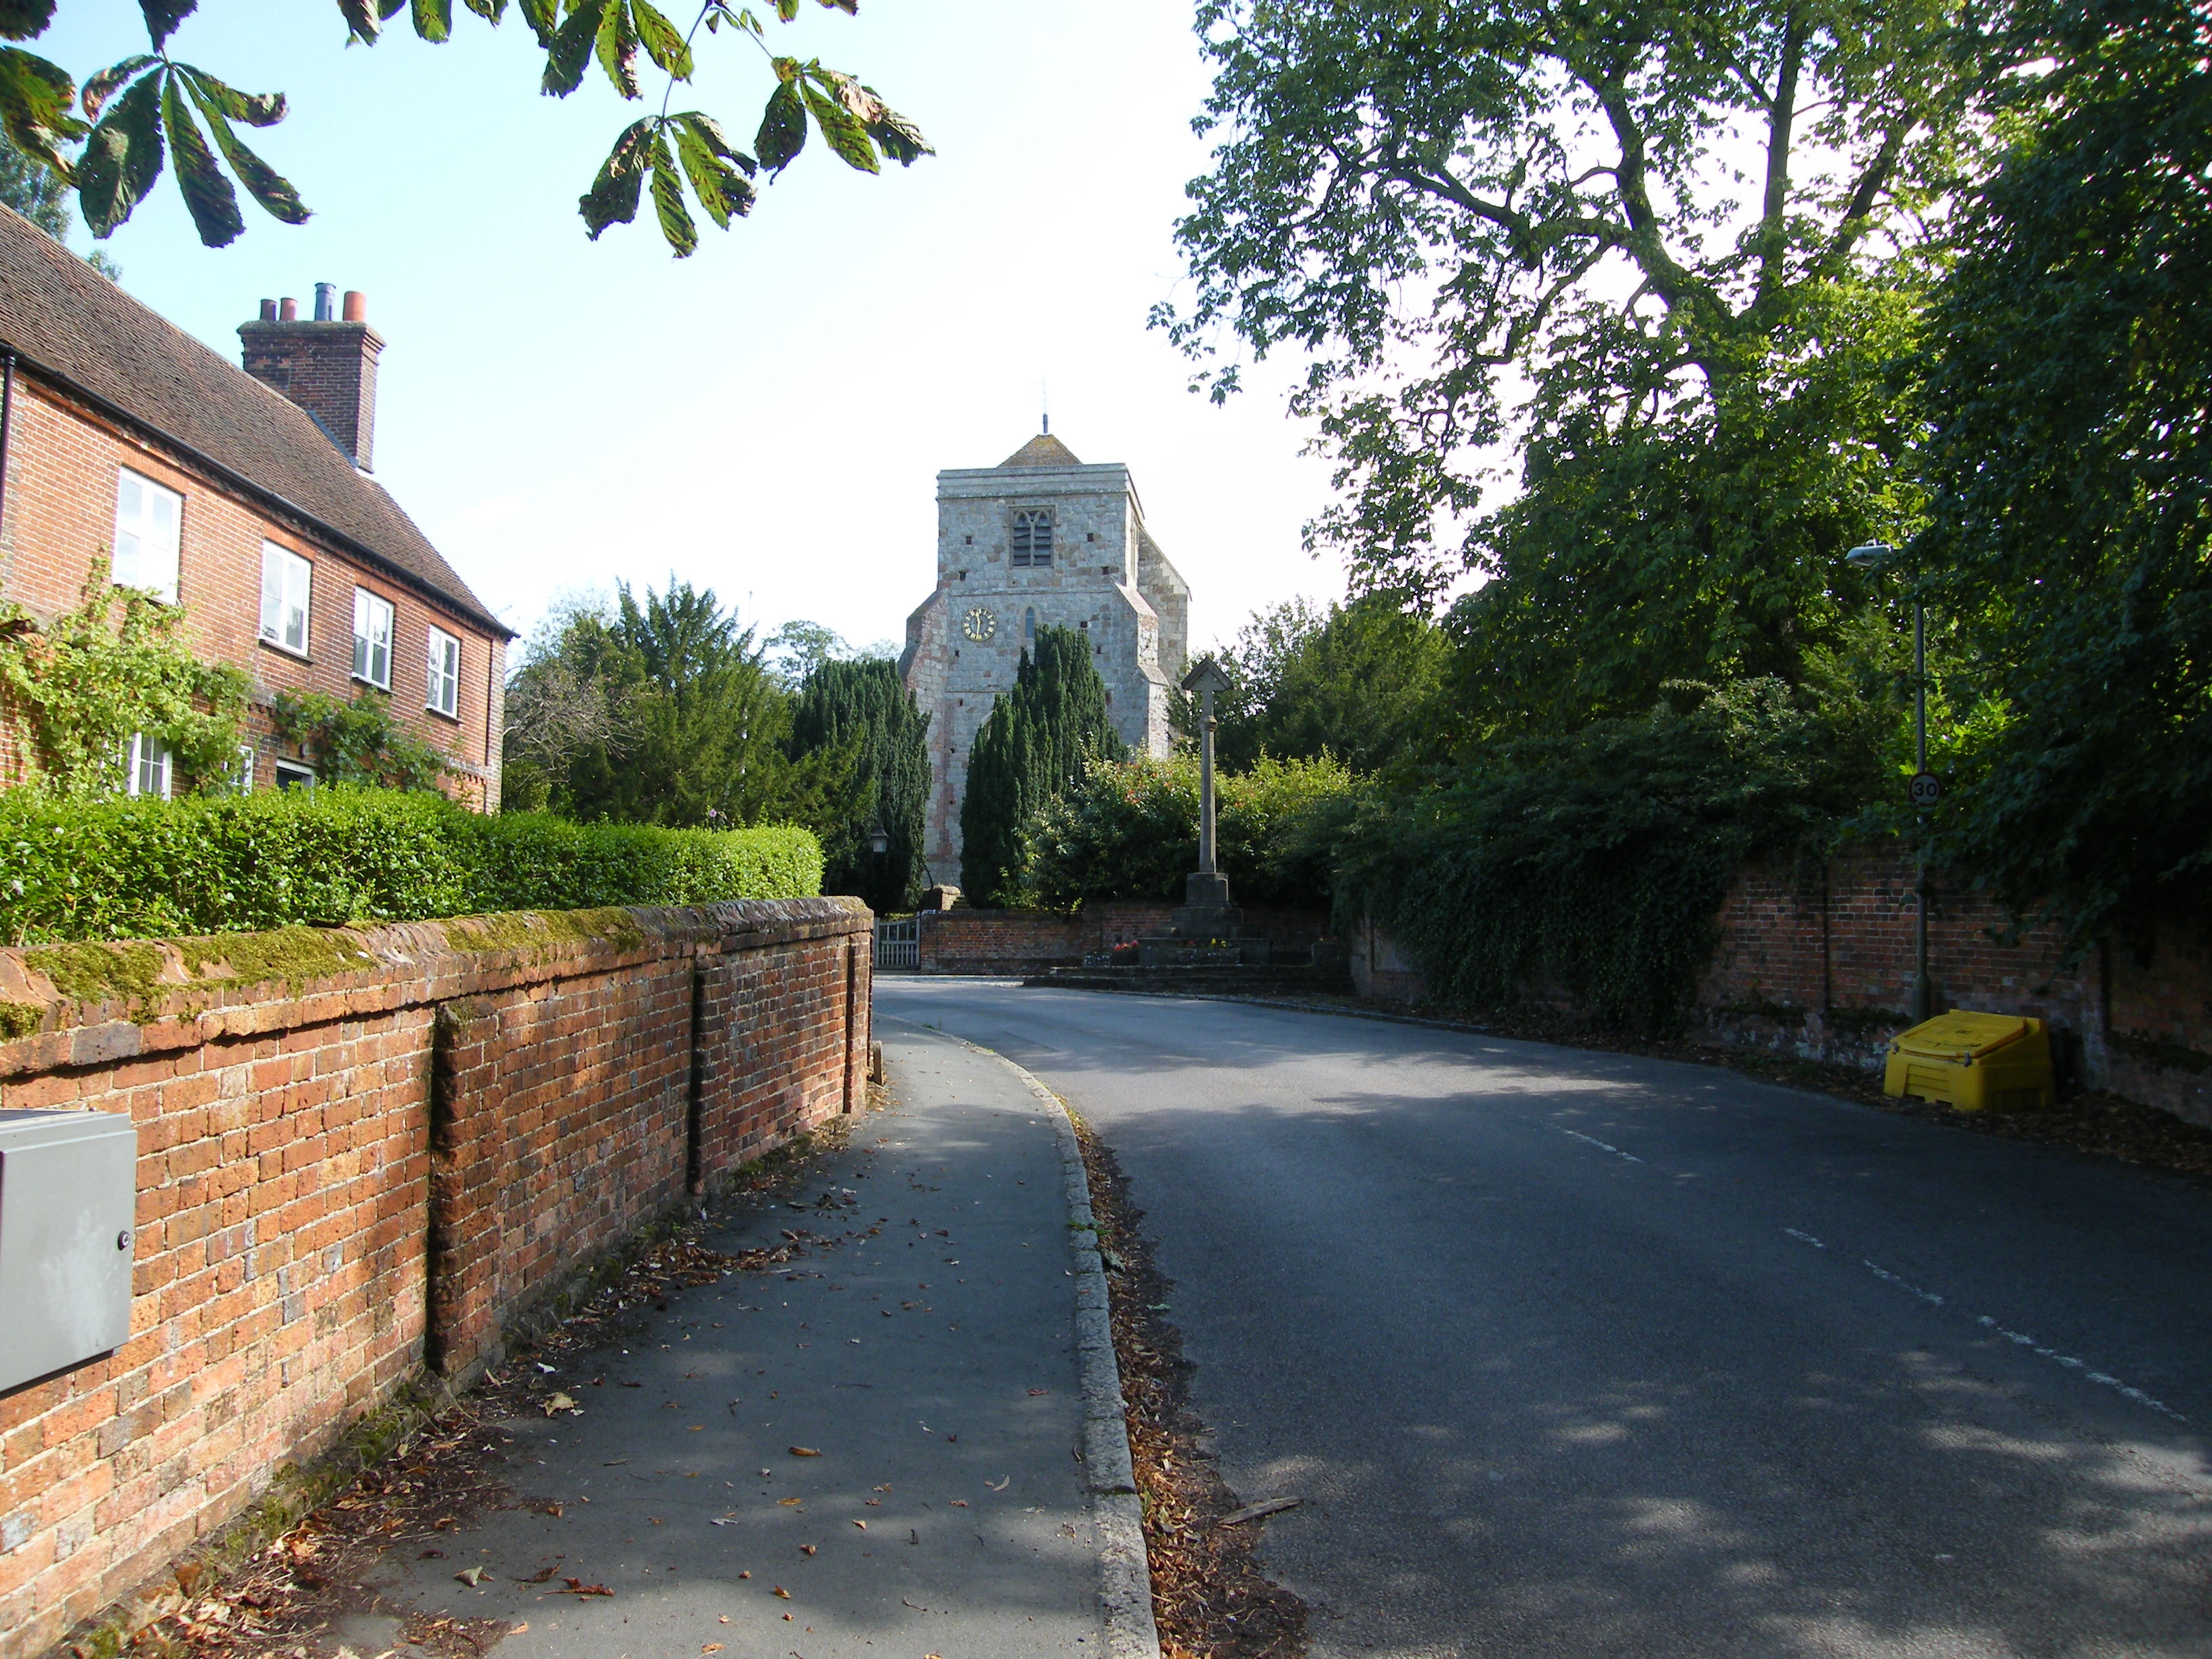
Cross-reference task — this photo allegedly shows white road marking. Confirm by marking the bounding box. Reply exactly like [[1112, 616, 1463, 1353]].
[[1973, 1315, 2188, 1422], [1862, 1259, 1944, 1305], [1787, 1232, 2186, 1424], [1559, 1128, 1643, 1163]]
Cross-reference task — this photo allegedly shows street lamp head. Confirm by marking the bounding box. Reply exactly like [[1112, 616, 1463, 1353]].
[[868, 823, 890, 856], [1846, 541, 1898, 570]]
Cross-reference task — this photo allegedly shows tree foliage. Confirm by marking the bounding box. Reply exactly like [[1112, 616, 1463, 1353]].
[[958, 626, 1124, 907], [1167, 0, 1975, 583], [0, 556, 246, 798], [1027, 752, 1360, 910], [786, 656, 929, 913], [0, 0, 928, 253], [501, 577, 849, 831], [1187, 593, 1453, 775], [1910, 0, 2212, 947], [1339, 679, 1885, 1031]]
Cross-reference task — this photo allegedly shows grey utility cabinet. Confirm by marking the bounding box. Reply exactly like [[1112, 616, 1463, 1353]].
[[0, 1109, 138, 1393]]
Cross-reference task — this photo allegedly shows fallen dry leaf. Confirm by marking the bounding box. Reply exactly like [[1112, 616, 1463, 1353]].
[[544, 1393, 577, 1416], [1028, 1389, 1049, 1396], [788, 1446, 821, 1458], [773, 1586, 791, 1599], [987, 1477, 1009, 1492], [800, 1544, 817, 1556], [702, 1645, 725, 1654], [853, 1519, 867, 1530], [510, 1622, 529, 1635], [515, 1567, 557, 1584], [777, 1498, 802, 1507], [455, 1566, 487, 1586], [562, 1578, 614, 1597], [949, 1500, 968, 1508]]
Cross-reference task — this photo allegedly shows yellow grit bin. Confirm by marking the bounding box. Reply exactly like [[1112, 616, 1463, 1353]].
[[1884, 1010, 2057, 1112]]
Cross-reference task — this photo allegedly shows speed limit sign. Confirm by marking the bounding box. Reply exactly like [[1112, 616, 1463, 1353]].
[[1908, 771, 1943, 808]]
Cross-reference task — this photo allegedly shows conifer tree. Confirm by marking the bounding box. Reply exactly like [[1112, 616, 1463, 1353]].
[[959, 626, 1125, 907], [787, 659, 931, 913]]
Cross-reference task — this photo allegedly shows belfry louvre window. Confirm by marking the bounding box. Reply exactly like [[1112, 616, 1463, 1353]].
[[1010, 510, 1054, 567]]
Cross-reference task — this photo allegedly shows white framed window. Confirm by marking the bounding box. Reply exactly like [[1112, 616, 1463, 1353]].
[[112, 468, 182, 602], [426, 626, 460, 719], [273, 759, 315, 791], [259, 542, 312, 656], [352, 588, 394, 689], [125, 733, 172, 800], [232, 745, 255, 794]]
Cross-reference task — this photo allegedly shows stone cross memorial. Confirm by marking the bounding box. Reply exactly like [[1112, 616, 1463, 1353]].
[[1182, 655, 1233, 905]]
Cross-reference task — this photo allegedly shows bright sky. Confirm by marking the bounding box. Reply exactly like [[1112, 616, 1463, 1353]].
[[40, 0, 1354, 661]]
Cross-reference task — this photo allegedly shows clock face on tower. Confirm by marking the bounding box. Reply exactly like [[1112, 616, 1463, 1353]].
[[961, 605, 997, 642]]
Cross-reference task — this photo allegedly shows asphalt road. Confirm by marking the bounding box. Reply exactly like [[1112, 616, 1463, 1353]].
[[876, 979, 2212, 1659]]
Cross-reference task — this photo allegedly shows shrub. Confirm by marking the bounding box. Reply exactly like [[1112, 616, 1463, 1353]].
[[1025, 752, 1360, 909], [0, 786, 823, 945]]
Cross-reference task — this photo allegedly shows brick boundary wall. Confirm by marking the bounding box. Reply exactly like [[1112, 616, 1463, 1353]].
[[1348, 848, 2211, 1127], [912, 902, 1334, 975], [0, 897, 870, 1659]]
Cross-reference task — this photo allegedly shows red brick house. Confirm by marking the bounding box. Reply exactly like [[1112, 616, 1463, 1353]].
[[0, 206, 512, 808]]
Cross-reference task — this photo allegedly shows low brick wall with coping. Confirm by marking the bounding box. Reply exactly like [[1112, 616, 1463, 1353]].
[[0, 897, 871, 1659], [912, 902, 1336, 976]]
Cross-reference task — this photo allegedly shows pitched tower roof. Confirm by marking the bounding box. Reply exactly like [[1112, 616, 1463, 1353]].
[[997, 432, 1083, 468]]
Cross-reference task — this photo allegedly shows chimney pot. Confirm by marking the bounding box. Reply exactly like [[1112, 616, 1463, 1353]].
[[241, 296, 384, 472], [258, 298, 276, 321]]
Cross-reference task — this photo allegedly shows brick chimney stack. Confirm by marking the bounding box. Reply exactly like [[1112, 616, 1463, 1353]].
[[239, 287, 383, 472]]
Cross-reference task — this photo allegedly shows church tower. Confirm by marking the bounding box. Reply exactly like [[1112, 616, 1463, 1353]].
[[898, 428, 1191, 893]]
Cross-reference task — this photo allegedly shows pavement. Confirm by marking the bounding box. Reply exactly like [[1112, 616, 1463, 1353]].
[[338, 1019, 1153, 1659], [880, 977, 2212, 1659]]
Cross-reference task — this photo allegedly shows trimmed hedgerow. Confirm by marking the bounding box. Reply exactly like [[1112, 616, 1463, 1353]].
[[0, 785, 823, 945]]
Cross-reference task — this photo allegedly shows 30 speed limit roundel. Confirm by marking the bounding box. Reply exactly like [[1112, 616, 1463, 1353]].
[[961, 606, 997, 642], [1908, 771, 1942, 808]]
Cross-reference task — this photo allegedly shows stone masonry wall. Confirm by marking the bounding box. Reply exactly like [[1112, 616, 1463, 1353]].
[[0, 898, 869, 1658]]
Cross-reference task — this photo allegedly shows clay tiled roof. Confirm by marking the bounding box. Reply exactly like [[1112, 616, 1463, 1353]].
[[997, 431, 1084, 468], [0, 207, 508, 636]]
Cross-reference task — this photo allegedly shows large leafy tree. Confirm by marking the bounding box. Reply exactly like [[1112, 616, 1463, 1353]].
[[787, 657, 930, 912], [1194, 593, 1453, 775], [1912, 0, 2211, 945], [502, 577, 852, 827], [0, 0, 928, 253], [1164, 0, 1980, 729], [958, 627, 1124, 908]]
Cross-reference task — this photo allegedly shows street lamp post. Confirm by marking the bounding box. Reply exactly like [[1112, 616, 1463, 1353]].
[[1847, 541, 1934, 1024]]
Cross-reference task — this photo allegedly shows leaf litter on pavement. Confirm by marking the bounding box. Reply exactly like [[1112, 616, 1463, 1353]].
[[1073, 1115, 1309, 1659], [83, 1111, 890, 1659]]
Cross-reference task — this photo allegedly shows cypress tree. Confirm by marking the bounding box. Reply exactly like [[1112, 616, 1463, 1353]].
[[958, 626, 1125, 906], [787, 659, 931, 912]]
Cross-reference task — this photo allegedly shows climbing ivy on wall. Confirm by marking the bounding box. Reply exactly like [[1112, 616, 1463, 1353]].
[[1335, 680, 1885, 1034], [0, 557, 248, 798]]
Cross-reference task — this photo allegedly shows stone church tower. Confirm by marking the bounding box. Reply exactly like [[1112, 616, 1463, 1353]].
[[899, 429, 1191, 891]]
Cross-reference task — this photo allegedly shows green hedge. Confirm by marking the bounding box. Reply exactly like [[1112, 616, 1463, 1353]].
[[0, 786, 824, 945]]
